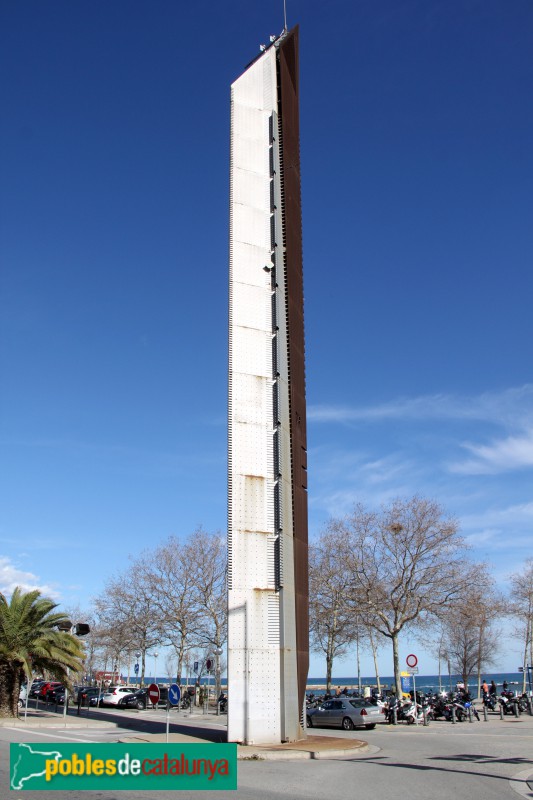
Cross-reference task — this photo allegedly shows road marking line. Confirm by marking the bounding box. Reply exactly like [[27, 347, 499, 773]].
[[3, 727, 97, 742]]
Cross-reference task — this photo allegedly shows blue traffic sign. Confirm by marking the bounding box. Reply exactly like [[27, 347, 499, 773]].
[[168, 683, 181, 706], [134, 664, 139, 675]]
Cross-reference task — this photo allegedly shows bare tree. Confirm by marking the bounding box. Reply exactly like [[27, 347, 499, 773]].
[[309, 529, 356, 691], [186, 528, 227, 697], [139, 535, 203, 684], [509, 558, 533, 693], [439, 565, 501, 692], [333, 496, 469, 697], [93, 571, 160, 686], [367, 625, 386, 695]]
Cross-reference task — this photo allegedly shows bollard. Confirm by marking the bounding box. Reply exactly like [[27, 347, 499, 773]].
[[423, 707, 428, 727], [451, 707, 456, 724], [483, 705, 488, 722], [393, 706, 397, 726], [499, 704, 504, 720], [513, 701, 519, 718], [528, 697, 533, 716], [468, 706, 473, 723]]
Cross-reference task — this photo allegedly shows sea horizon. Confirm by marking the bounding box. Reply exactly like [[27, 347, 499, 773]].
[[305, 671, 530, 692], [141, 670, 530, 692]]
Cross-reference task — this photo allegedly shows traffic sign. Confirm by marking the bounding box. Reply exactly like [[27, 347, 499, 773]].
[[148, 683, 160, 706], [193, 661, 199, 673], [406, 653, 418, 668], [406, 667, 419, 674], [206, 658, 213, 671], [168, 683, 181, 706], [134, 664, 139, 675]]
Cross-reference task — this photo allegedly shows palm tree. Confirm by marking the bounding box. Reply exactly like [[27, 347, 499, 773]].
[[0, 587, 86, 717]]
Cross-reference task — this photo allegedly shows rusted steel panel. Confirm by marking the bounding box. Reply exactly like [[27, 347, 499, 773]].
[[279, 26, 309, 719]]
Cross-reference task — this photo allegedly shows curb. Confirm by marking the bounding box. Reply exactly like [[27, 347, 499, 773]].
[[237, 742, 369, 761], [117, 733, 369, 761]]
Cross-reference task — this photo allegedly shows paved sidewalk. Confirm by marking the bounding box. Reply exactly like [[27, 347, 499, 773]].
[[119, 731, 369, 760]]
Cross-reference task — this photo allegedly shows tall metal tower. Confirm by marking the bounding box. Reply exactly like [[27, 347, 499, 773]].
[[228, 26, 308, 745]]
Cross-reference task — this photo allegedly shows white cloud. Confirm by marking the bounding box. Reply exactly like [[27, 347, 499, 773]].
[[461, 501, 533, 531], [308, 384, 533, 428], [451, 430, 533, 474], [0, 556, 60, 599]]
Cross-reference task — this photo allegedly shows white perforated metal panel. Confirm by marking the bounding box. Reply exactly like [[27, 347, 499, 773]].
[[228, 42, 300, 745]]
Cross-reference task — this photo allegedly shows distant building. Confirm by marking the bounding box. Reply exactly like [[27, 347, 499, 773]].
[[227, 25, 309, 744]]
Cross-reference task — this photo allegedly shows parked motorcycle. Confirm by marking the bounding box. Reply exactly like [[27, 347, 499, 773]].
[[482, 692, 497, 711], [452, 693, 480, 721]]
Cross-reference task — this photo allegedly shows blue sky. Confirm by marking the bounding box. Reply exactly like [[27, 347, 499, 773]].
[[1, 0, 532, 679]]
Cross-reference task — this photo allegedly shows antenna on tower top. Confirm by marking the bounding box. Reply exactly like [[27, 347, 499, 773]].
[[283, 0, 287, 31]]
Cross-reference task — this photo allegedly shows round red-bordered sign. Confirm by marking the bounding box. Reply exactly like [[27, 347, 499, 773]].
[[406, 654, 418, 668], [148, 683, 160, 705]]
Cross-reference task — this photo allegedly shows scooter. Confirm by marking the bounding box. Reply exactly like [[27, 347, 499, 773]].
[[393, 698, 424, 724]]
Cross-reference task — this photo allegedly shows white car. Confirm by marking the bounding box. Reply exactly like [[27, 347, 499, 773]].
[[18, 684, 28, 708], [100, 686, 137, 706]]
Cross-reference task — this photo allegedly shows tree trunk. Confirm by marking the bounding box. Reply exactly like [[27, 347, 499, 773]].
[[392, 633, 402, 698], [0, 662, 20, 718], [521, 626, 528, 694], [369, 629, 380, 694], [476, 625, 483, 699], [356, 629, 361, 694], [326, 653, 332, 692], [141, 651, 146, 687]]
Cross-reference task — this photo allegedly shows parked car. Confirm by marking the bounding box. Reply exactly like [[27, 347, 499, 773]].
[[117, 687, 169, 710], [77, 687, 103, 707], [52, 687, 69, 706], [18, 685, 28, 708], [100, 686, 138, 706], [29, 680, 46, 698], [45, 685, 66, 703], [306, 698, 386, 730], [39, 682, 63, 700], [118, 686, 168, 710]]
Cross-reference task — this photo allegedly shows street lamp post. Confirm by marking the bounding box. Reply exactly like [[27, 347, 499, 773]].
[[135, 651, 141, 686], [153, 651, 159, 685], [56, 620, 90, 719]]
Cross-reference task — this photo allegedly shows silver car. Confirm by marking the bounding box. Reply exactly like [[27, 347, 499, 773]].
[[306, 698, 386, 730]]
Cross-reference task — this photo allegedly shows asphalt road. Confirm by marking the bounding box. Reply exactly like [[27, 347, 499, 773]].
[[2, 705, 533, 799]]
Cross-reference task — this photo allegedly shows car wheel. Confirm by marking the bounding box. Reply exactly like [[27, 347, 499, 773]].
[[407, 715, 415, 725], [342, 717, 354, 731], [136, 701, 145, 710], [366, 723, 376, 730], [306, 715, 313, 728], [18, 699, 23, 708]]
